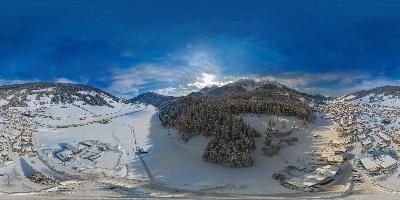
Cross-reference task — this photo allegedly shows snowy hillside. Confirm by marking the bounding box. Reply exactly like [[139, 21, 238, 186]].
[[0, 83, 143, 126], [336, 86, 400, 108], [0, 82, 125, 109]]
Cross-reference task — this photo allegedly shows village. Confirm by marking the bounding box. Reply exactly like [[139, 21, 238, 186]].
[[270, 112, 352, 192], [318, 98, 400, 191], [0, 109, 35, 168], [271, 95, 400, 193]]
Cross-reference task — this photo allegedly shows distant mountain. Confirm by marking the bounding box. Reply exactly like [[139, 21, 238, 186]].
[[336, 85, 400, 106], [129, 92, 177, 107], [194, 79, 329, 102], [197, 79, 287, 95], [0, 82, 125, 109], [133, 79, 329, 106], [350, 85, 400, 98]]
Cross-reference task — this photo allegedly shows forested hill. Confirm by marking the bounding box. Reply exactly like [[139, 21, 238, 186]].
[[194, 79, 328, 102], [129, 92, 177, 107], [131, 79, 318, 168]]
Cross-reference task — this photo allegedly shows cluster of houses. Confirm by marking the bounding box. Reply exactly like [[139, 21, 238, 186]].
[[274, 164, 340, 192], [0, 131, 13, 167], [359, 154, 398, 175], [0, 109, 36, 167], [320, 99, 400, 176], [273, 107, 355, 191], [313, 139, 349, 164], [56, 140, 111, 164], [11, 131, 34, 154]]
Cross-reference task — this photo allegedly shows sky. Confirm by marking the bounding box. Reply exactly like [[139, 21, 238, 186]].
[[1, 0, 400, 97]]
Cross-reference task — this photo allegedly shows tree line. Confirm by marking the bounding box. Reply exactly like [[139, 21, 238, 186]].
[[157, 90, 315, 168]]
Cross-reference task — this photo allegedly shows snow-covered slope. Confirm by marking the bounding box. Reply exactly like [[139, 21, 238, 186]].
[[336, 85, 400, 108], [0, 82, 124, 108], [0, 83, 144, 127]]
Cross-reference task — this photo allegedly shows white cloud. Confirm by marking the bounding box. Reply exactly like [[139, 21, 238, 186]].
[[188, 73, 234, 88], [108, 50, 224, 97], [54, 77, 76, 84], [151, 87, 179, 96], [109, 63, 190, 97], [109, 62, 372, 97], [253, 73, 367, 90], [108, 46, 400, 98]]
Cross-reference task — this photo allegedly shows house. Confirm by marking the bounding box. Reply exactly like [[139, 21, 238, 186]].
[[0, 136, 8, 144], [80, 140, 95, 147], [360, 154, 398, 173], [360, 157, 379, 172], [321, 148, 335, 159], [0, 157, 14, 167], [361, 138, 373, 147], [11, 143, 22, 152], [319, 147, 344, 164], [375, 155, 397, 171], [21, 144, 33, 153], [327, 155, 344, 164], [56, 150, 74, 162], [65, 143, 87, 154], [82, 151, 102, 161], [332, 146, 346, 153]]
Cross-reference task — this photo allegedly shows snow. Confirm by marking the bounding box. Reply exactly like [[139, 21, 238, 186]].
[[0, 156, 56, 193], [31, 88, 55, 93], [0, 99, 8, 107], [32, 104, 153, 180], [141, 113, 339, 194], [37, 105, 152, 152], [360, 157, 379, 171], [352, 94, 400, 108]]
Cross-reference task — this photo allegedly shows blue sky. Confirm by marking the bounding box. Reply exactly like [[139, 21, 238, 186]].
[[1, 0, 400, 97]]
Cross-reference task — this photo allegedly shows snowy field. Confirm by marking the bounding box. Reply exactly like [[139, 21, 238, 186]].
[[35, 105, 155, 179], [142, 112, 339, 194], [37, 106, 153, 153]]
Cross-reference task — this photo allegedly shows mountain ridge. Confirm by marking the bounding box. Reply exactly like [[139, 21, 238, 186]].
[[132, 79, 330, 105], [0, 82, 125, 109], [336, 85, 400, 102]]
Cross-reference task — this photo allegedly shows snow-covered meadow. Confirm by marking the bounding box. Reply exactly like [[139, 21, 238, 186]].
[[140, 113, 339, 194], [34, 103, 154, 179]]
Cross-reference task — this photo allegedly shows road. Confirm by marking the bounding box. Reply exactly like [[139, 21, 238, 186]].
[[130, 125, 154, 182]]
